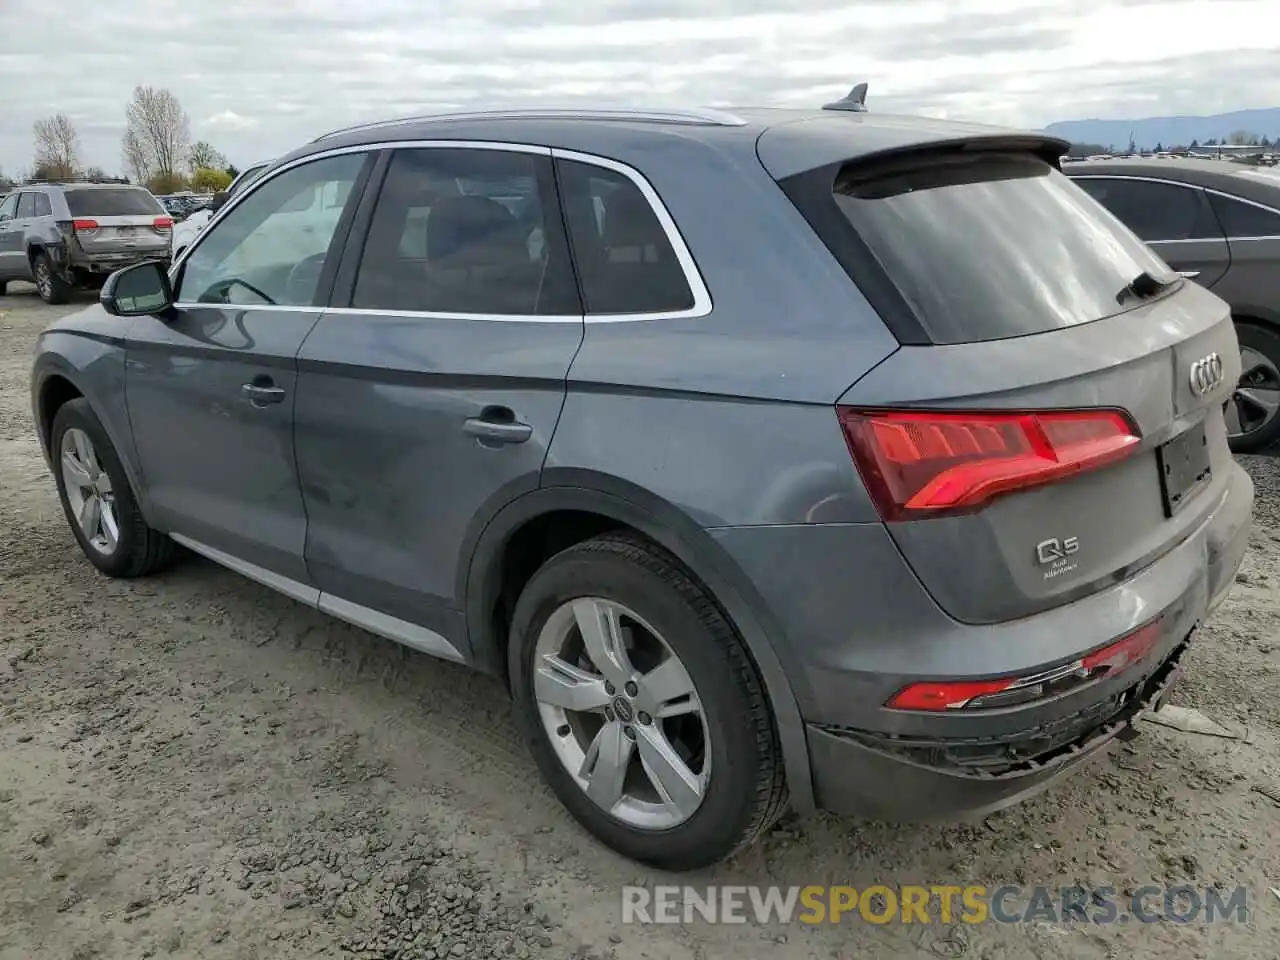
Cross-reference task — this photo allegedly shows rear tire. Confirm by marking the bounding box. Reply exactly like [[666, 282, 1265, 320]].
[[33, 252, 72, 305], [509, 533, 788, 870], [51, 398, 176, 577], [1227, 321, 1280, 454]]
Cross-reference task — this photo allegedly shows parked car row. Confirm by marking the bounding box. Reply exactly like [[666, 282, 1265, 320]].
[[29, 89, 1253, 869]]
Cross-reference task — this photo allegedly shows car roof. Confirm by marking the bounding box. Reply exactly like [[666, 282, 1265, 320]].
[[280, 105, 1067, 180], [1064, 157, 1280, 206]]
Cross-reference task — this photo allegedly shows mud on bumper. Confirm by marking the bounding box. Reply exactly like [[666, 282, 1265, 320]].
[[806, 636, 1188, 821]]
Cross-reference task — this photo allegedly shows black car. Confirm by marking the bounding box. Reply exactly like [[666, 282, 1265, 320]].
[[1065, 158, 1280, 452]]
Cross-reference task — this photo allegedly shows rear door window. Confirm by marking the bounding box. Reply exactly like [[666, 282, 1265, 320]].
[[349, 147, 578, 316], [64, 188, 163, 217], [16, 193, 36, 218], [1206, 192, 1280, 238], [781, 151, 1179, 345], [1073, 178, 1221, 241]]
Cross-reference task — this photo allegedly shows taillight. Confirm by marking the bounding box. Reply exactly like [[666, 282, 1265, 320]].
[[153, 216, 174, 231], [72, 218, 99, 234], [837, 407, 1140, 521], [887, 619, 1164, 711]]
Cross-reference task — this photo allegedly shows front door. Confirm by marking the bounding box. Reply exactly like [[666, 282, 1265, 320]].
[[124, 151, 373, 583], [293, 145, 584, 651]]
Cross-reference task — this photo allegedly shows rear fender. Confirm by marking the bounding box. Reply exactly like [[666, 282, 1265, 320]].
[[461, 474, 817, 813]]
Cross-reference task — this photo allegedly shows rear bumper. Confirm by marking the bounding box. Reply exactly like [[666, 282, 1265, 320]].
[[69, 251, 170, 275], [808, 635, 1187, 821], [710, 460, 1253, 819]]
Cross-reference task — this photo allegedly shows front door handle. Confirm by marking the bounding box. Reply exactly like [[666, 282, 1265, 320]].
[[1178, 270, 1201, 279], [242, 381, 286, 407], [463, 406, 532, 445]]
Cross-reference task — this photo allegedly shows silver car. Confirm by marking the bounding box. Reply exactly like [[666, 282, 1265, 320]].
[[0, 180, 172, 304]]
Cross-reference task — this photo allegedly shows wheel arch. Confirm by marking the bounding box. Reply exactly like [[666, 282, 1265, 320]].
[[33, 361, 155, 525], [461, 469, 817, 813]]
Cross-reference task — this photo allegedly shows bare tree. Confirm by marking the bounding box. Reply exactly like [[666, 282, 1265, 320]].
[[121, 126, 150, 184], [32, 113, 81, 179], [188, 139, 226, 173], [123, 86, 190, 181]]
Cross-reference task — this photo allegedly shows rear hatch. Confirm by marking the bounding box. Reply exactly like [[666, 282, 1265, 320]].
[[63, 187, 172, 258], [764, 122, 1240, 624]]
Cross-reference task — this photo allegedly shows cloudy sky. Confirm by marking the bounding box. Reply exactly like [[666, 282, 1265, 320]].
[[1, 0, 1277, 176]]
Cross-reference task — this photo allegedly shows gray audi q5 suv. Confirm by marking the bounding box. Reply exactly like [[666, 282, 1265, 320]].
[[30, 96, 1254, 870]]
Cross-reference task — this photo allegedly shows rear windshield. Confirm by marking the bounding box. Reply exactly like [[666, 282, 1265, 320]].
[[783, 151, 1178, 345], [64, 188, 163, 217]]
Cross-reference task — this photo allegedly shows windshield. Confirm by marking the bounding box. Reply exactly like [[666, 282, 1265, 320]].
[[783, 151, 1178, 345], [229, 163, 270, 197]]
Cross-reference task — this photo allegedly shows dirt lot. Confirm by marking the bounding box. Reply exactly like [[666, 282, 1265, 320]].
[[2, 283, 1279, 960]]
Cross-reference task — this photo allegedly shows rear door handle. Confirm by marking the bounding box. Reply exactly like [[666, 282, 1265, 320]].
[[463, 407, 532, 445], [1178, 270, 1201, 279], [242, 381, 286, 406]]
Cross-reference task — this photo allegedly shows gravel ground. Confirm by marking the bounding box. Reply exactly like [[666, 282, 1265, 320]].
[[2, 283, 1279, 960]]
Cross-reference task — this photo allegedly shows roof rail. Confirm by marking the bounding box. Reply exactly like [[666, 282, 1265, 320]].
[[312, 105, 749, 142], [822, 82, 869, 113], [22, 175, 131, 185]]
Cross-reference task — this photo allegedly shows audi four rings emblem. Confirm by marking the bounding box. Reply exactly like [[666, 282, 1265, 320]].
[[1188, 352, 1224, 397]]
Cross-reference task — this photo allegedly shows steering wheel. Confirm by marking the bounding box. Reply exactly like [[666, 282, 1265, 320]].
[[202, 276, 276, 305], [285, 253, 327, 305]]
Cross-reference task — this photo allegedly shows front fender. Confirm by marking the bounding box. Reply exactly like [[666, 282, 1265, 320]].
[[31, 329, 154, 525], [460, 469, 817, 813]]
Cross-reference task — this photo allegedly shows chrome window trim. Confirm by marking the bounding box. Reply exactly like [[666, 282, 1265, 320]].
[[1070, 172, 1280, 242], [170, 138, 712, 324]]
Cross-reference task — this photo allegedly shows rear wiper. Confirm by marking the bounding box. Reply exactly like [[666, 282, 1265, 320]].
[[1116, 270, 1178, 305]]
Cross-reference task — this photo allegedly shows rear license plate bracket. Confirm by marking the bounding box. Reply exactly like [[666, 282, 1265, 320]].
[[1157, 420, 1211, 517]]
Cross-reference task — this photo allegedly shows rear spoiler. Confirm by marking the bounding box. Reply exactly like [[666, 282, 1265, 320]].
[[844, 134, 1072, 172]]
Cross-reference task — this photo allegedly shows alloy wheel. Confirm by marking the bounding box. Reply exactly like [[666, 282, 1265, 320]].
[[1225, 346, 1280, 444], [60, 427, 120, 555], [35, 261, 52, 300], [533, 597, 710, 830]]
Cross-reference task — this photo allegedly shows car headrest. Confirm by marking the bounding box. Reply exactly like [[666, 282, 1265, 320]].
[[426, 195, 524, 264]]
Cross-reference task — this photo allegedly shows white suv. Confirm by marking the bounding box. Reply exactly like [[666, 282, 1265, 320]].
[[171, 160, 271, 257]]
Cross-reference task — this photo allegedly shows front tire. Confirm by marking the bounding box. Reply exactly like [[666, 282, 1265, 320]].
[[1227, 321, 1280, 453], [33, 252, 72, 305], [509, 533, 788, 870], [51, 399, 175, 577]]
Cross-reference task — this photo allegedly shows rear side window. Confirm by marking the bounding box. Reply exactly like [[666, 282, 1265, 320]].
[[1207, 192, 1280, 238], [350, 148, 578, 316], [34, 194, 52, 217], [16, 193, 36, 218], [64, 188, 163, 217], [781, 152, 1178, 345], [1073, 178, 1220, 241], [556, 159, 695, 315]]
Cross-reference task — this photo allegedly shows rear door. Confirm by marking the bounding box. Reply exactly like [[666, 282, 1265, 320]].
[[62, 187, 173, 262], [769, 139, 1239, 625], [1071, 175, 1231, 288], [292, 144, 582, 653]]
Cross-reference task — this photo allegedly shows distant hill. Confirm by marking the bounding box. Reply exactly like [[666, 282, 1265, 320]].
[[1045, 108, 1280, 150]]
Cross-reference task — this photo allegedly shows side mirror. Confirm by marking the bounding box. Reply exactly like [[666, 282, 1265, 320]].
[[208, 190, 229, 213], [100, 261, 174, 317]]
